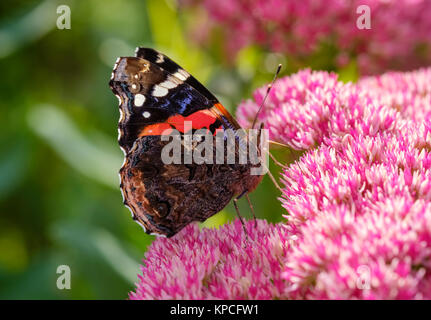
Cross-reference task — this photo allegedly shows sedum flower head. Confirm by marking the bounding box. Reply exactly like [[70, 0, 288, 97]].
[[130, 219, 291, 300], [281, 123, 431, 299]]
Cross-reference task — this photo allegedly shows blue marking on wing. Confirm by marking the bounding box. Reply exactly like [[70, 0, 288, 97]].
[[177, 93, 192, 114], [158, 86, 195, 115], [121, 83, 135, 112]]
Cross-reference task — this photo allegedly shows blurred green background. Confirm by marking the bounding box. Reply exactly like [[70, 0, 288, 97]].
[[1, 0, 323, 299]]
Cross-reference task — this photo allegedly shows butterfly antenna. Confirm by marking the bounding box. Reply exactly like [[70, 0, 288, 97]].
[[251, 64, 282, 130]]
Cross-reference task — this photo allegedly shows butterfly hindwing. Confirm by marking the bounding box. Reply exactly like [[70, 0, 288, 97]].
[[120, 135, 251, 237]]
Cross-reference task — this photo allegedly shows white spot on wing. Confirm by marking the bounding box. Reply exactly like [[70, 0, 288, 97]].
[[150, 232, 167, 238], [134, 93, 146, 107], [113, 57, 120, 69], [156, 53, 164, 63], [119, 108, 125, 122], [143, 111, 151, 118], [173, 69, 190, 81], [117, 127, 123, 142], [152, 85, 169, 97], [159, 79, 178, 89]]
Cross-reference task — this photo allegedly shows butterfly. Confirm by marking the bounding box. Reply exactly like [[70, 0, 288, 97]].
[[109, 48, 271, 237]]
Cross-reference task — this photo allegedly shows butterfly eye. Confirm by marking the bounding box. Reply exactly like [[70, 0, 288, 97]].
[[141, 63, 150, 73], [156, 201, 170, 218], [130, 82, 141, 93]]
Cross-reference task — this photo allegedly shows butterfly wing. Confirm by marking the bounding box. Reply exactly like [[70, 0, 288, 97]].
[[121, 135, 256, 237], [109, 49, 261, 237], [136, 47, 241, 130], [135, 47, 219, 103], [110, 56, 221, 154]]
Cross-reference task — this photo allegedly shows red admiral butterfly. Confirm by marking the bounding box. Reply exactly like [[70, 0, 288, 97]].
[[109, 48, 278, 237]]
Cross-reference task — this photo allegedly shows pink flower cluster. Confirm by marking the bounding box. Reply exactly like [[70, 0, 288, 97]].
[[243, 67, 431, 299], [182, 0, 431, 74], [237, 68, 431, 149], [282, 123, 431, 298], [130, 220, 290, 299], [131, 67, 431, 299]]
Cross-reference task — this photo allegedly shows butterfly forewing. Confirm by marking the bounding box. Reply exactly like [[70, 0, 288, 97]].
[[110, 56, 218, 153]]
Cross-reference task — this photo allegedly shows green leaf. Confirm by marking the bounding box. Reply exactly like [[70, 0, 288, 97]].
[[27, 104, 122, 189]]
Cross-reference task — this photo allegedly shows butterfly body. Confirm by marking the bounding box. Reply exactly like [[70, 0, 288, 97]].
[[109, 48, 263, 237]]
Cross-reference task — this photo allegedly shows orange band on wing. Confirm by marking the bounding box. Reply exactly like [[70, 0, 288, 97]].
[[211, 103, 241, 129], [139, 123, 173, 136], [168, 109, 217, 132], [138, 105, 236, 136]]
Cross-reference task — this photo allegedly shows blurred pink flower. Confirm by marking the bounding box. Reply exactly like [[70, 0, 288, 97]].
[[130, 219, 291, 300], [182, 0, 431, 74]]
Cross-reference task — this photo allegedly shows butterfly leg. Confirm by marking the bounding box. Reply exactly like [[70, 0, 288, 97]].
[[233, 197, 249, 243], [257, 123, 284, 193], [268, 140, 308, 180], [269, 140, 301, 167], [245, 194, 257, 227], [269, 151, 287, 169]]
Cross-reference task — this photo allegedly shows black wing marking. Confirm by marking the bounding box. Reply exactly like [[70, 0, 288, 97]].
[[135, 47, 219, 103]]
